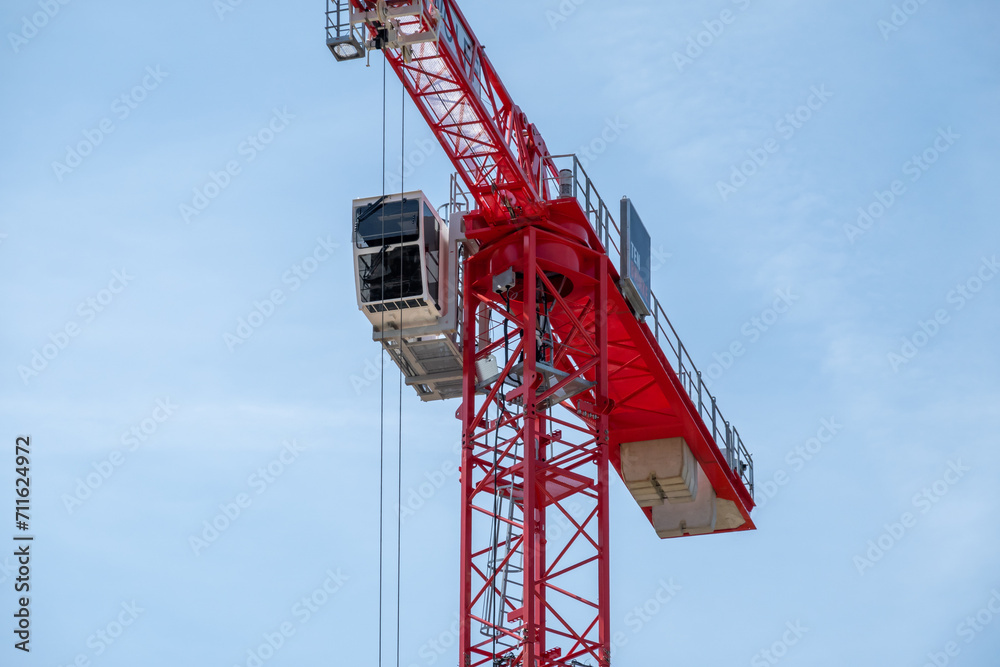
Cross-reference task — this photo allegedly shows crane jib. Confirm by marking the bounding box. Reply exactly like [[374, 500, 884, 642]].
[[347, 0, 555, 218]]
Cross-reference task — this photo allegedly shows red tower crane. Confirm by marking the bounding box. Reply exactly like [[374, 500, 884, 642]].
[[327, 2, 756, 666]]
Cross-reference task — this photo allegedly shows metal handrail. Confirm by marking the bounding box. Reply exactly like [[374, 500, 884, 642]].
[[325, 0, 352, 40], [539, 155, 754, 497]]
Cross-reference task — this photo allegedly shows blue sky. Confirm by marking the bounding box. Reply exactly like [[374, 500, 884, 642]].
[[1, 0, 998, 665]]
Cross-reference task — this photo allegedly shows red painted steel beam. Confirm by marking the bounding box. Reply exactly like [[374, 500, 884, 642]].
[[352, 0, 558, 220]]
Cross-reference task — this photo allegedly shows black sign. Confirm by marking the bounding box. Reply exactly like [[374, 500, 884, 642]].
[[620, 197, 652, 317]]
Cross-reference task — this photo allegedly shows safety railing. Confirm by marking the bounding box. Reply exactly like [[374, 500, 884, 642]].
[[541, 155, 622, 266], [539, 155, 754, 498], [325, 0, 366, 49], [325, 0, 352, 40]]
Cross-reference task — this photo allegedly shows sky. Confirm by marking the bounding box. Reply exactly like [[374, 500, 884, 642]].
[[1, 0, 999, 665]]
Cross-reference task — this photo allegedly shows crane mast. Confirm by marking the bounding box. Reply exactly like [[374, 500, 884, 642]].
[[327, 2, 757, 667]]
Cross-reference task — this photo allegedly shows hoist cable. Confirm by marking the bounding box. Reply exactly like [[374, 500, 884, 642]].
[[396, 71, 405, 667], [379, 54, 387, 667]]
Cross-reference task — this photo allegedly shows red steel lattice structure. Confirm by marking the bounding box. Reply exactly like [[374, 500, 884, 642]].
[[459, 223, 613, 667], [331, 2, 756, 666], [342, 0, 560, 219]]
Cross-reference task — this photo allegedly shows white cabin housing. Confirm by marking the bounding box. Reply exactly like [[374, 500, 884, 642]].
[[352, 191, 467, 401]]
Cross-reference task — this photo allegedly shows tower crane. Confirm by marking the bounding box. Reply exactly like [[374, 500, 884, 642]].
[[326, 2, 756, 666]]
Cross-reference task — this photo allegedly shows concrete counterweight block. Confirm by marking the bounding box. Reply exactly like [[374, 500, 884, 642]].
[[620, 437, 698, 507], [714, 498, 747, 532], [652, 466, 717, 538]]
